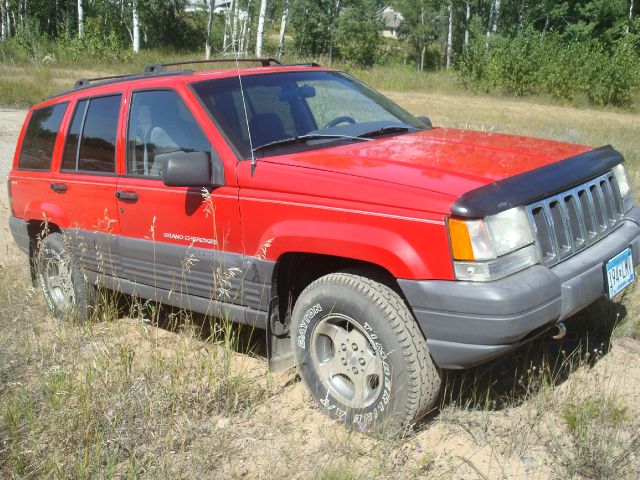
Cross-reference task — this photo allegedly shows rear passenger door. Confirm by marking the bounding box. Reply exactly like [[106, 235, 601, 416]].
[[10, 102, 69, 228], [55, 94, 123, 277], [116, 88, 244, 304]]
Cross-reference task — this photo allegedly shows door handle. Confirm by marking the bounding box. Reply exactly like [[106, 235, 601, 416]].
[[116, 190, 139, 201], [50, 183, 67, 193]]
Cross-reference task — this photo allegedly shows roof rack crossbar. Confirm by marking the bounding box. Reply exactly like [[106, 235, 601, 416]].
[[74, 73, 139, 89], [144, 58, 282, 73], [280, 62, 322, 67]]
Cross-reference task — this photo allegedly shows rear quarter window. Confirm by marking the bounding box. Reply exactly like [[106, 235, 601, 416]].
[[18, 102, 68, 170]]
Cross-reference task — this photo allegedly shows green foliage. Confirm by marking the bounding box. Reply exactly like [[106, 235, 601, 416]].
[[290, 0, 334, 57], [335, 0, 383, 67], [55, 19, 131, 63], [459, 30, 640, 107]]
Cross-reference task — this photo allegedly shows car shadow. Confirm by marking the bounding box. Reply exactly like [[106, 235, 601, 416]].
[[104, 291, 270, 358], [437, 297, 628, 412]]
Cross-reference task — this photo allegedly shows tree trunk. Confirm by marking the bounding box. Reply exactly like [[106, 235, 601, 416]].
[[327, 0, 341, 66], [464, 0, 470, 47], [277, 0, 288, 58], [542, 15, 549, 36], [486, 0, 494, 40], [17, 0, 24, 27], [255, 0, 267, 56], [1, 0, 6, 40], [132, 0, 140, 53], [518, 0, 525, 34], [77, 0, 83, 37], [223, 1, 230, 52], [491, 0, 500, 35], [205, 0, 214, 59], [419, 6, 425, 70], [232, 0, 239, 52], [630, 0, 634, 19], [446, 3, 453, 69]]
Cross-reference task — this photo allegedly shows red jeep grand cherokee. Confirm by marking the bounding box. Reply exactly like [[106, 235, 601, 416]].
[[8, 59, 639, 432]]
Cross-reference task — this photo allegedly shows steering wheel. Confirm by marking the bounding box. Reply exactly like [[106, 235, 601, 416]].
[[323, 116, 356, 129]]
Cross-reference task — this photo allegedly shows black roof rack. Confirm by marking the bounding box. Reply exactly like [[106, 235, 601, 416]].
[[54, 57, 322, 100], [144, 57, 283, 73]]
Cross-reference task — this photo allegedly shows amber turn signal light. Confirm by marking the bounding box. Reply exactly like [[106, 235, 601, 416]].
[[448, 218, 475, 261]]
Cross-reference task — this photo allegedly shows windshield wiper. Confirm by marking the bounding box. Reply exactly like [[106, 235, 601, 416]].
[[252, 134, 370, 154], [357, 125, 412, 138]]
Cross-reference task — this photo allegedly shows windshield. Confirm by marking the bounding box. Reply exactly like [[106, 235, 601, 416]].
[[191, 71, 427, 158]]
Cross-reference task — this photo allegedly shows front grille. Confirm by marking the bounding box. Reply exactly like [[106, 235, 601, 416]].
[[526, 171, 624, 267]]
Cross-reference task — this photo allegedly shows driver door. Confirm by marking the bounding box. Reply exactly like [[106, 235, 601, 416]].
[[116, 88, 243, 302]]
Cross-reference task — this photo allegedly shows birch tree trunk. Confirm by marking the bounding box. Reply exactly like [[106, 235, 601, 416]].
[[256, 0, 267, 56], [132, 0, 140, 53], [1, 0, 6, 40], [327, 0, 341, 66], [77, 0, 84, 37], [419, 6, 425, 71], [205, 0, 214, 59], [223, 1, 232, 52], [518, 0, 525, 34], [486, 0, 494, 40], [277, 0, 288, 58], [232, 0, 239, 52], [491, 0, 501, 35], [446, 3, 453, 69], [630, 0, 634, 19], [463, 0, 470, 47]]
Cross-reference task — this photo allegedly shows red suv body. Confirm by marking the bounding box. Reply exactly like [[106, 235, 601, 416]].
[[8, 61, 639, 431]]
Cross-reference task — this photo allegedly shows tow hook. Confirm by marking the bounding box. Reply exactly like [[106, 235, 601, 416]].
[[552, 322, 567, 340]]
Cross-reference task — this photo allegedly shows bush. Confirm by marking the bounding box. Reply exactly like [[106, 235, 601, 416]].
[[459, 31, 640, 107], [55, 19, 131, 63]]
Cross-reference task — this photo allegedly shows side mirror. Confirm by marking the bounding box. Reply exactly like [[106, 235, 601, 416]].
[[417, 115, 433, 129], [162, 152, 223, 187]]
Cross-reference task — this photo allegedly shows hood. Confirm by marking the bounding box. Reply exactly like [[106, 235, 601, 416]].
[[262, 128, 592, 201]]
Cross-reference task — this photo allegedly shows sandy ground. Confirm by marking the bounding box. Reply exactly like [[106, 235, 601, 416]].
[[0, 109, 26, 261], [1, 105, 639, 478]]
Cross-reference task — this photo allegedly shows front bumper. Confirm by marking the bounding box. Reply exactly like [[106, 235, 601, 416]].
[[398, 206, 640, 369]]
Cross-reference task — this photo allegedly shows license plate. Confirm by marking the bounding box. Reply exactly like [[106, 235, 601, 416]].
[[605, 247, 635, 298]]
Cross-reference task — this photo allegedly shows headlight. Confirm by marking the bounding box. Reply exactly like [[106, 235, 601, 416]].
[[612, 163, 633, 212], [448, 207, 538, 281]]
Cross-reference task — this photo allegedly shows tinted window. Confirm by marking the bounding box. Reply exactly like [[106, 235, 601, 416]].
[[61, 100, 88, 170], [18, 103, 68, 170], [78, 95, 121, 172], [127, 90, 210, 177]]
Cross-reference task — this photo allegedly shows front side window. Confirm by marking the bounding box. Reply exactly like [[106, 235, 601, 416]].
[[126, 90, 211, 177], [191, 71, 425, 158], [18, 102, 68, 170], [61, 95, 121, 173]]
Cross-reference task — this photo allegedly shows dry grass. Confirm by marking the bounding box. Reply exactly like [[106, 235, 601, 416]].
[[1, 77, 640, 478]]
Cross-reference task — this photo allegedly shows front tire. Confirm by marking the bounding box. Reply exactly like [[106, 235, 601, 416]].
[[36, 232, 92, 321], [291, 273, 441, 434]]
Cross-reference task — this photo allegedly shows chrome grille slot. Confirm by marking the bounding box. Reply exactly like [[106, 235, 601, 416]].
[[549, 200, 572, 258], [530, 205, 556, 264], [527, 171, 624, 267], [590, 184, 607, 235], [563, 193, 586, 251]]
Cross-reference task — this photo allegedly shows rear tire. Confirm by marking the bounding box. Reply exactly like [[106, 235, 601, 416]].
[[291, 273, 441, 434], [36, 232, 92, 321]]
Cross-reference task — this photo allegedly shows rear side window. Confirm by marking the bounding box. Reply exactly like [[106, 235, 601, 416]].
[[61, 95, 121, 173], [18, 103, 68, 170]]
